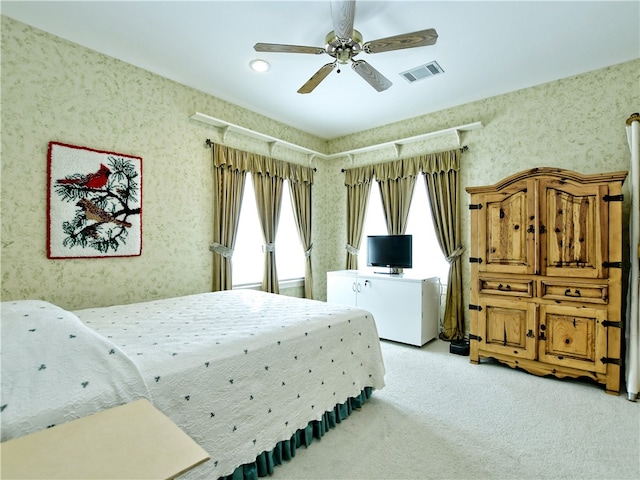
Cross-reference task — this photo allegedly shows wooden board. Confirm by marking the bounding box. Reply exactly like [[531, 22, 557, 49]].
[[0, 399, 209, 479]]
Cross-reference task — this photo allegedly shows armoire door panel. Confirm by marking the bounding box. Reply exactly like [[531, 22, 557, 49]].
[[478, 297, 537, 360], [479, 180, 536, 275], [540, 182, 607, 278], [539, 305, 607, 374]]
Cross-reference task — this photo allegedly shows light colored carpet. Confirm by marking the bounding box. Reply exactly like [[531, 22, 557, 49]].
[[271, 339, 639, 480]]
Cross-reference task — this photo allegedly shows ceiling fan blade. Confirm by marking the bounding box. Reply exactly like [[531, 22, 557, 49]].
[[254, 43, 325, 54], [298, 62, 337, 94], [352, 60, 392, 92], [330, 0, 356, 39], [363, 28, 438, 54]]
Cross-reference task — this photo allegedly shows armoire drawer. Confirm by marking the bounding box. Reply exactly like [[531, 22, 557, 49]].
[[540, 281, 608, 304], [479, 278, 534, 297]]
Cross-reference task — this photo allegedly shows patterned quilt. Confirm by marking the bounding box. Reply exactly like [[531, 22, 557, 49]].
[[0, 300, 150, 442], [73, 290, 386, 478]]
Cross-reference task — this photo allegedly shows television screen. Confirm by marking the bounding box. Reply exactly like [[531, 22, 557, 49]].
[[367, 235, 412, 270]]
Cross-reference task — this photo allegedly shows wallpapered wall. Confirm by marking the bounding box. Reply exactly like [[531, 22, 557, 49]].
[[2, 16, 639, 323], [0, 16, 321, 309]]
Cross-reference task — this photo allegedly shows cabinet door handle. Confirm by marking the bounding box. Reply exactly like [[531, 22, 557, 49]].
[[564, 288, 581, 297], [498, 284, 511, 291], [356, 282, 362, 292], [352, 282, 356, 292]]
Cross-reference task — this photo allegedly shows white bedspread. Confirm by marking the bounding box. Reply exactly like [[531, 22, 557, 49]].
[[0, 300, 150, 442], [74, 290, 385, 479]]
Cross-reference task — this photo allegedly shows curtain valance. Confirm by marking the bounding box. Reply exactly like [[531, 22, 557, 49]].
[[372, 157, 421, 181], [419, 149, 460, 174], [344, 165, 375, 186], [343, 148, 460, 184], [213, 143, 314, 183], [288, 163, 315, 185]]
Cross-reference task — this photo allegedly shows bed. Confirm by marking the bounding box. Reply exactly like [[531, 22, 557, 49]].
[[0, 290, 386, 479]]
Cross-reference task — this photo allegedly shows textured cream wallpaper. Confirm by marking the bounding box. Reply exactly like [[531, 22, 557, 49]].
[[1, 15, 638, 317], [0, 16, 320, 309]]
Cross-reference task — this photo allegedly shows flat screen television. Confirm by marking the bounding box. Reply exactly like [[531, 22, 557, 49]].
[[367, 234, 412, 274]]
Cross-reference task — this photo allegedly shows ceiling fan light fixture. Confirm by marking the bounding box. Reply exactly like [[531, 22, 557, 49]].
[[250, 59, 270, 72], [336, 48, 351, 64]]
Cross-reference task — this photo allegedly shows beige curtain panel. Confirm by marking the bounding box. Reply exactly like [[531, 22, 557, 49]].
[[252, 171, 283, 294], [211, 144, 248, 291], [211, 143, 314, 293], [343, 165, 375, 270], [420, 149, 464, 340], [289, 164, 314, 298]]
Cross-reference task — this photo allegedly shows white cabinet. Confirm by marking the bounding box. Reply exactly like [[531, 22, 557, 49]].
[[326, 270, 440, 346]]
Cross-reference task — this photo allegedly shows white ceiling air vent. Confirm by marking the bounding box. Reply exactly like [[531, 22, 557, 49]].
[[400, 61, 444, 83]]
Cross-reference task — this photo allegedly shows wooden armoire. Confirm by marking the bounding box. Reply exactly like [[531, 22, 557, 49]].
[[466, 168, 627, 394]]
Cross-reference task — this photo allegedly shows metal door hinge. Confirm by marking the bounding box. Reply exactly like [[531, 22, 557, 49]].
[[469, 203, 483, 210], [603, 261, 622, 268], [602, 320, 622, 328], [469, 334, 483, 342], [469, 257, 483, 264], [600, 357, 621, 365], [468, 304, 482, 311], [603, 194, 624, 202]]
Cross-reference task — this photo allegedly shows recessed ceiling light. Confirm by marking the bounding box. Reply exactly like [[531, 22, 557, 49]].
[[250, 59, 270, 72]]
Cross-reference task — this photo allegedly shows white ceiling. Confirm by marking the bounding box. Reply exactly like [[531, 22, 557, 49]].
[[2, 1, 639, 139]]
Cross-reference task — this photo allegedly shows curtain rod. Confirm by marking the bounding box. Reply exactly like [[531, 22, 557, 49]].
[[205, 139, 317, 171], [340, 145, 469, 172], [194, 113, 482, 160]]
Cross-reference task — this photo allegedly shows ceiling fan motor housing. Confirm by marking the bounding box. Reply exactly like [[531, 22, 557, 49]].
[[325, 29, 362, 63]]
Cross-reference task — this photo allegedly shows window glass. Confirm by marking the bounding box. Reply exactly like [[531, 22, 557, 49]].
[[360, 179, 450, 282], [232, 177, 305, 286]]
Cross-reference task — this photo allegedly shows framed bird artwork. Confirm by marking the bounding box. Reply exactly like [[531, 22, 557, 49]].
[[47, 142, 142, 258]]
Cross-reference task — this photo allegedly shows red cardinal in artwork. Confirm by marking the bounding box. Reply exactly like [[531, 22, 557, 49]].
[[57, 164, 111, 189]]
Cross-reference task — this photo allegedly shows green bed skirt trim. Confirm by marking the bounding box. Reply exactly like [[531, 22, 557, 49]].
[[219, 387, 374, 480]]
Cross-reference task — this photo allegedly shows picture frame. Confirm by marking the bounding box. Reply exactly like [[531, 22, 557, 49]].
[[47, 142, 142, 259]]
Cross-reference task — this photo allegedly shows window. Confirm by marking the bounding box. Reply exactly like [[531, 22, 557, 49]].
[[360, 178, 450, 282], [232, 176, 305, 286]]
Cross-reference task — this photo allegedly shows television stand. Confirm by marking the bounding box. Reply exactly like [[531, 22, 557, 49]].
[[327, 270, 440, 346]]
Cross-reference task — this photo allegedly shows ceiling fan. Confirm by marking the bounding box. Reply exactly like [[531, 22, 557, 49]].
[[254, 0, 438, 94]]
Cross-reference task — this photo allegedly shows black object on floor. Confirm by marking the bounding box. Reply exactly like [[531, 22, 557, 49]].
[[450, 339, 470, 356]]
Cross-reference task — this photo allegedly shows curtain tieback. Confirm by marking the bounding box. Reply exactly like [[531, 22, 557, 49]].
[[263, 243, 276, 253], [346, 243, 359, 255], [445, 244, 464, 264], [210, 242, 233, 258], [305, 244, 313, 258]]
